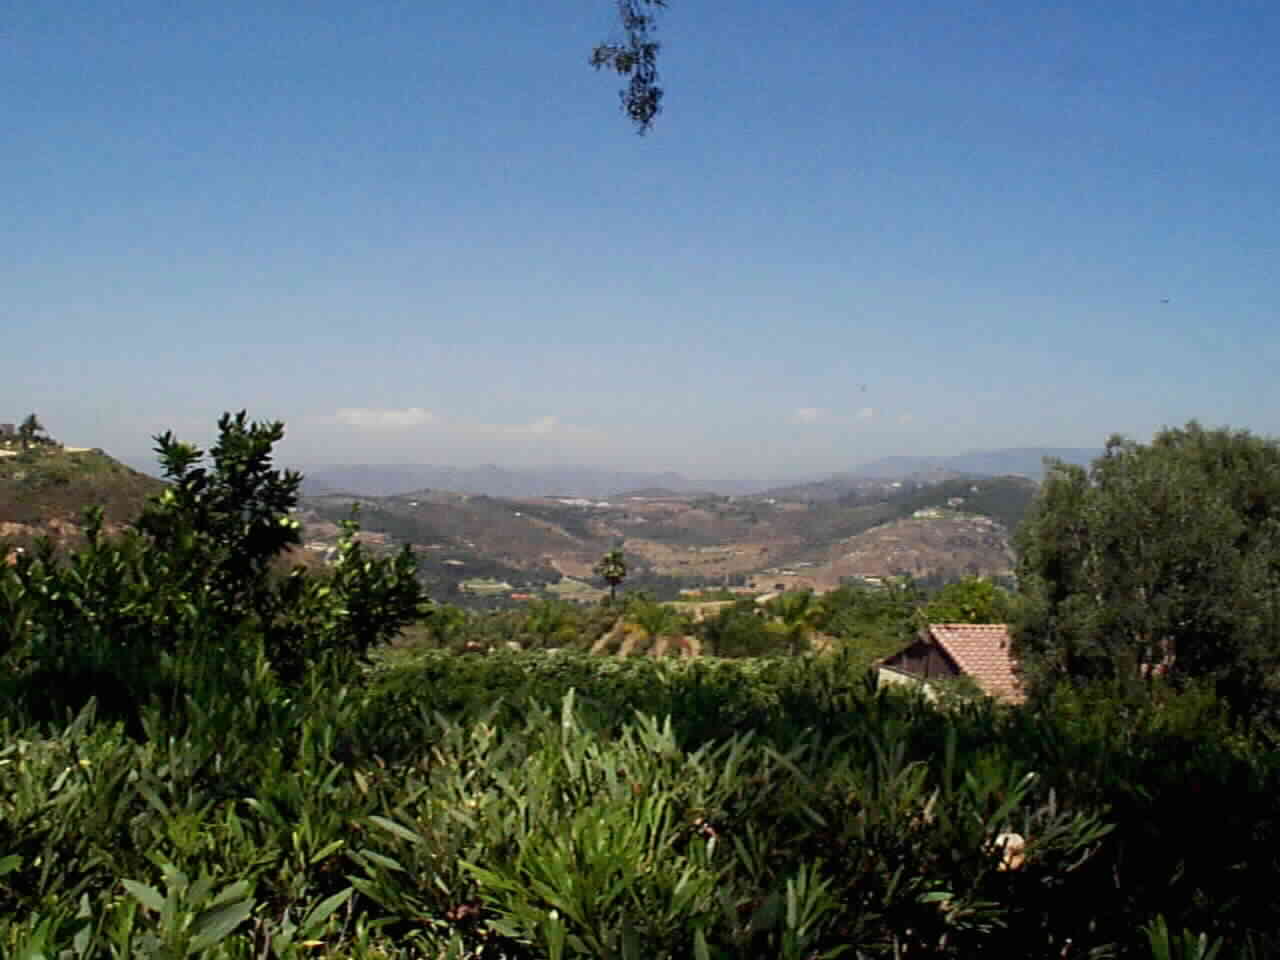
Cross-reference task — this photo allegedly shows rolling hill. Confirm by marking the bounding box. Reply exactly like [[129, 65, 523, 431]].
[[4, 441, 1046, 604], [0, 447, 164, 547], [299, 473, 1041, 605]]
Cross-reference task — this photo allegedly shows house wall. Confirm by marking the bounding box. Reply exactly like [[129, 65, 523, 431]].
[[875, 666, 940, 701], [881, 640, 958, 680]]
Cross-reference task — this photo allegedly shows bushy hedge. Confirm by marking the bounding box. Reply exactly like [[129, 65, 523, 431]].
[[2, 653, 1277, 958], [364, 649, 839, 748]]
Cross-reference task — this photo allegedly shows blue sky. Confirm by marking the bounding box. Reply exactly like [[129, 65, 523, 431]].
[[5, 0, 1278, 486]]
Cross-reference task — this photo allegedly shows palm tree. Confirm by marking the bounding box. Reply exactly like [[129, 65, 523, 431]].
[[766, 590, 825, 656], [617, 597, 688, 656], [522, 597, 581, 649], [594, 548, 627, 602]]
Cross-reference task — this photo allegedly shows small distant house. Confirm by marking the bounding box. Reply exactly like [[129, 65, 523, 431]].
[[878, 623, 1024, 703]]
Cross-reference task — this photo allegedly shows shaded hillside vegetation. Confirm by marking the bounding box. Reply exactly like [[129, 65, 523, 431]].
[[873, 474, 1039, 533]]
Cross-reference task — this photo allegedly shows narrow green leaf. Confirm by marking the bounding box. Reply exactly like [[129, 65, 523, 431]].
[[121, 880, 165, 914], [620, 918, 642, 960], [309, 839, 345, 864], [299, 888, 354, 937], [357, 850, 405, 873], [189, 898, 254, 952], [693, 927, 711, 960], [367, 815, 423, 845], [208, 879, 253, 909]]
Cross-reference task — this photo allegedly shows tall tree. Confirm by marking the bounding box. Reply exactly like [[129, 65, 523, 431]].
[[594, 548, 628, 602], [16, 413, 45, 450], [1014, 423, 1280, 711]]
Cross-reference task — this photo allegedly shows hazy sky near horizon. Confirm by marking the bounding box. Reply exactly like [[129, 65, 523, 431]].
[[5, 1, 1278, 485]]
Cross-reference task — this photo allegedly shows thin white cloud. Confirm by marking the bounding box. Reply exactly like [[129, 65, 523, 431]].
[[792, 407, 825, 424], [511, 415, 559, 435], [333, 407, 439, 429], [317, 408, 600, 441]]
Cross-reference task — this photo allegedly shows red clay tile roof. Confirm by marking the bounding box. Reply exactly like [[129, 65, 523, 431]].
[[926, 623, 1024, 703]]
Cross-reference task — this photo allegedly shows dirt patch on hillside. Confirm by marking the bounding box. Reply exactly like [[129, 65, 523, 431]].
[[769, 512, 1014, 590]]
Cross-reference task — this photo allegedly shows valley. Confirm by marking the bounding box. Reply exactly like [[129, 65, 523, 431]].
[[298, 473, 1035, 604], [1, 435, 1037, 605]]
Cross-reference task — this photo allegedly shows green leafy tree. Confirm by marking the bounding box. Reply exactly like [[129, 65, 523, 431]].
[[138, 412, 305, 624], [620, 596, 688, 652], [420, 602, 470, 650], [594, 548, 628, 602], [765, 590, 824, 655], [920, 576, 1014, 625], [699, 598, 775, 657], [1, 411, 428, 723], [521, 596, 583, 649], [1015, 422, 1280, 712], [818, 580, 923, 665]]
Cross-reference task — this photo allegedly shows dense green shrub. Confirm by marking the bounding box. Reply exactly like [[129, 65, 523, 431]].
[[3, 658, 1275, 958], [0, 412, 426, 730]]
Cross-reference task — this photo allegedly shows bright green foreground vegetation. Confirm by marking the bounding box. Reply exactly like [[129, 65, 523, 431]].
[[3, 414, 1280, 958]]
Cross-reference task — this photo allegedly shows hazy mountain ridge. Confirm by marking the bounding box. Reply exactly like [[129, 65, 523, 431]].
[[764, 448, 1100, 502], [297, 464, 697, 499], [855, 447, 1099, 479], [297, 448, 1102, 501]]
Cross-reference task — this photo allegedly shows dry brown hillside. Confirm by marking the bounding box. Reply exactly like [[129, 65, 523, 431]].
[[749, 512, 1015, 592], [300, 477, 1032, 602]]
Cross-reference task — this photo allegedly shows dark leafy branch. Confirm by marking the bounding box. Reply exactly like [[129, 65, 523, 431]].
[[592, 0, 668, 133]]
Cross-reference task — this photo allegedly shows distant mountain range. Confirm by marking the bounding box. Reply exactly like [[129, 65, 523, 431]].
[[294, 449, 1100, 500], [761, 448, 1100, 502], [853, 448, 1099, 479], [296, 464, 698, 499]]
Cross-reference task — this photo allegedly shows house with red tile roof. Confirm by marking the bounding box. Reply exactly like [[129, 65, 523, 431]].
[[878, 623, 1024, 703]]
